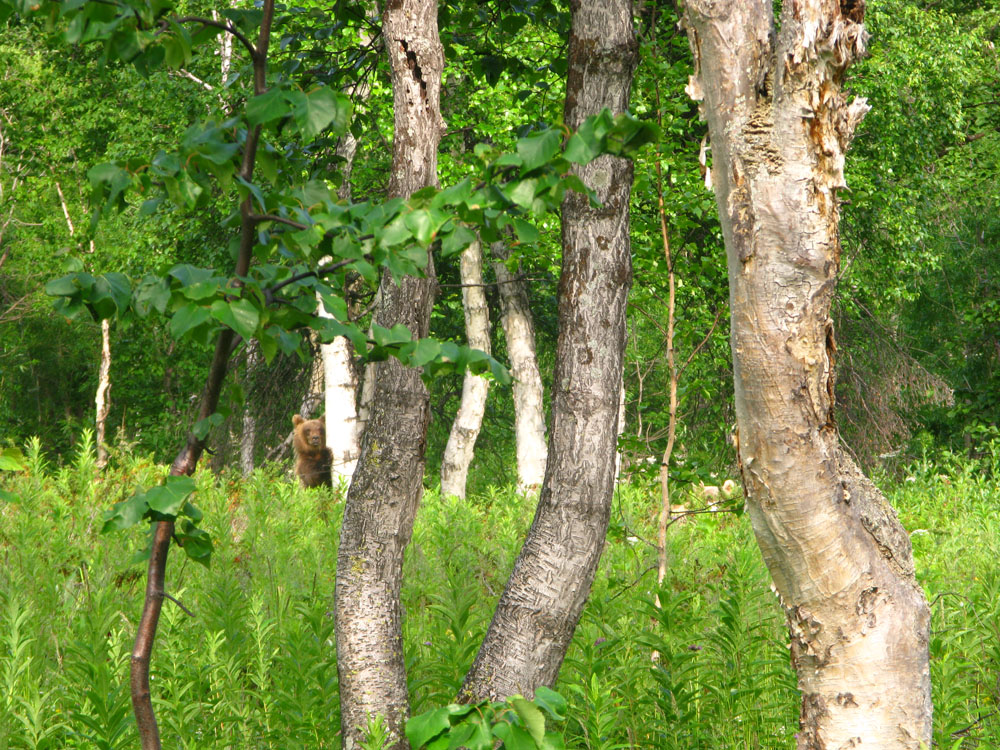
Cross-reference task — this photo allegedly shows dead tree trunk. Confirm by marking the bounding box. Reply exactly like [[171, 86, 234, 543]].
[[333, 0, 443, 745], [460, 0, 637, 701], [491, 241, 547, 493], [679, 1, 932, 746], [440, 239, 490, 498]]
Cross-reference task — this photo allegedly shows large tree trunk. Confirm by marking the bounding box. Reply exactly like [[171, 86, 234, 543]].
[[460, 0, 636, 702], [440, 239, 490, 498], [680, 1, 932, 746], [491, 241, 547, 493], [334, 0, 443, 746]]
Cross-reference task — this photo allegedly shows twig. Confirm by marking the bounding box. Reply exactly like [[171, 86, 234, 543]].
[[161, 590, 195, 617]]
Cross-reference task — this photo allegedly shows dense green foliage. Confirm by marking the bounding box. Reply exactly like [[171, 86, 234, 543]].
[[2, 441, 999, 747]]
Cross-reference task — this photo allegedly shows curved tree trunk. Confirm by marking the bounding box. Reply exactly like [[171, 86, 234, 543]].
[[491, 241, 547, 493], [334, 0, 443, 746], [680, 1, 932, 746], [440, 239, 490, 498], [460, 0, 637, 702]]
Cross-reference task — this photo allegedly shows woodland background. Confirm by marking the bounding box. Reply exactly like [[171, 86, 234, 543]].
[[1, 0, 999, 748]]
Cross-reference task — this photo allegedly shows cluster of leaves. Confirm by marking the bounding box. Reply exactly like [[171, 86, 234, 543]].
[[101, 474, 212, 566], [45, 112, 656, 383], [406, 687, 567, 750]]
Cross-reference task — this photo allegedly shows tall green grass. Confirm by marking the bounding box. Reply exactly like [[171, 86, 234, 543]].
[[1, 436, 998, 747]]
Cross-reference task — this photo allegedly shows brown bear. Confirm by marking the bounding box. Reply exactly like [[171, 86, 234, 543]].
[[292, 414, 333, 488]]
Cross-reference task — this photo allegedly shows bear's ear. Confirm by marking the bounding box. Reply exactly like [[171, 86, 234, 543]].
[[293, 414, 304, 426]]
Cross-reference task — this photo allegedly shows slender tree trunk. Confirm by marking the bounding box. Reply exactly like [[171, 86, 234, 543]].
[[95, 318, 112, 468], [319, 8, 377, 481], [322, 332, 361, 481], [460, 0, 637, 702], [131, 6, 276, 746], [440, 239, 490, 498], [238, 340, 261, 477], [491, 241, 547, 493], [680, 1, 932, 746], [655, 158, 677, 587], [334, 0, 443, 745]]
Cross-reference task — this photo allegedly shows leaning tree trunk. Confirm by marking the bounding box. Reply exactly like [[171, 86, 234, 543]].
[[440, 239, 490, 498], [460, 0, 636, 701], [334, 0, 443, 746], [679, 1, 932, 746], [491, 241, 548, 493]]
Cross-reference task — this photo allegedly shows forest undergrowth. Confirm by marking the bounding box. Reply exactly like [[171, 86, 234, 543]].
[[0, 436, 998, 749]]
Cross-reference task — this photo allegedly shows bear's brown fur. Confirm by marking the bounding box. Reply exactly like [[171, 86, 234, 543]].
[[292, 414, 333, 488]]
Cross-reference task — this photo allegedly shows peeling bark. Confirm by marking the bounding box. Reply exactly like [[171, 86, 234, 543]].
[[679, 1, 932, 746], [460, 0, 636, 702], [491, 241, 548, 493], [440, 239, 490, 498], [95, 318, 111, 468], [334, 0, 443, 746]]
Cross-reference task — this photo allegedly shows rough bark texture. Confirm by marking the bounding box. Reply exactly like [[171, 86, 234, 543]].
[[334, 0, 443, 746], [440, 239, 490, 498], [680, 1, 932, 746], [491, 241, 548, 493], [460, 0, 636, 702]]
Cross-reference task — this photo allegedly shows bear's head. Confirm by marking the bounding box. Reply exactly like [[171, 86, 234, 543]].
[[293, 414, 326, 452]]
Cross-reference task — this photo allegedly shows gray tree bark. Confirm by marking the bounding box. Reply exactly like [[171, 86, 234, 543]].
[[460, 0, 636, 702], [440, 239, 491, 498], [679, 1, 932, 746], [334, 0, 443, 746], [491, 241, 548, 493]]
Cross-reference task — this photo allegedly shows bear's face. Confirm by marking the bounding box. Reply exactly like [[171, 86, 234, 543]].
[[293, 414, 326, 452]]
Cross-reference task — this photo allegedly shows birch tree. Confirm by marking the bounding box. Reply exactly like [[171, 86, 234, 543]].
[[679, 1, 932, 745], [491, 241, 548, 493], [461, 0, 637, 701], [334, 0, 443, 745], [440, 238, 490, 498]]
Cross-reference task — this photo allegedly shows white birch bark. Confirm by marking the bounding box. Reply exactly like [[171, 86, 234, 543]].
[[680, 1, 932, 745], [95, 318, 111, 468], [238, 340, 261, 476], [321, 327, 360, 481], [440, 239, 491, 498], [491, 241, 547, 493]]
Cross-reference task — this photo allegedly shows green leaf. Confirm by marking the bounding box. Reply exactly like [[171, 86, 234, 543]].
[[169, 303, 211, 339], [192, 413, 225, 440], [405, 706, 451, 749], [517, 128, 561, 172], [210, 298, 259, 340], [512, 219, 539, 245], [0, 446, 26, 472], [531, 687, 566, 721], [409, 338, 442, 367], [493, 721, 535, 750], [176, 523, 212, 567], [289, 86, 350, 140], [144, 475, 197, 516], [247, 87, 290, 126], [441, 225, 477, 258], [510, 697, 545, 745], [101, 493, 149, 533]]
